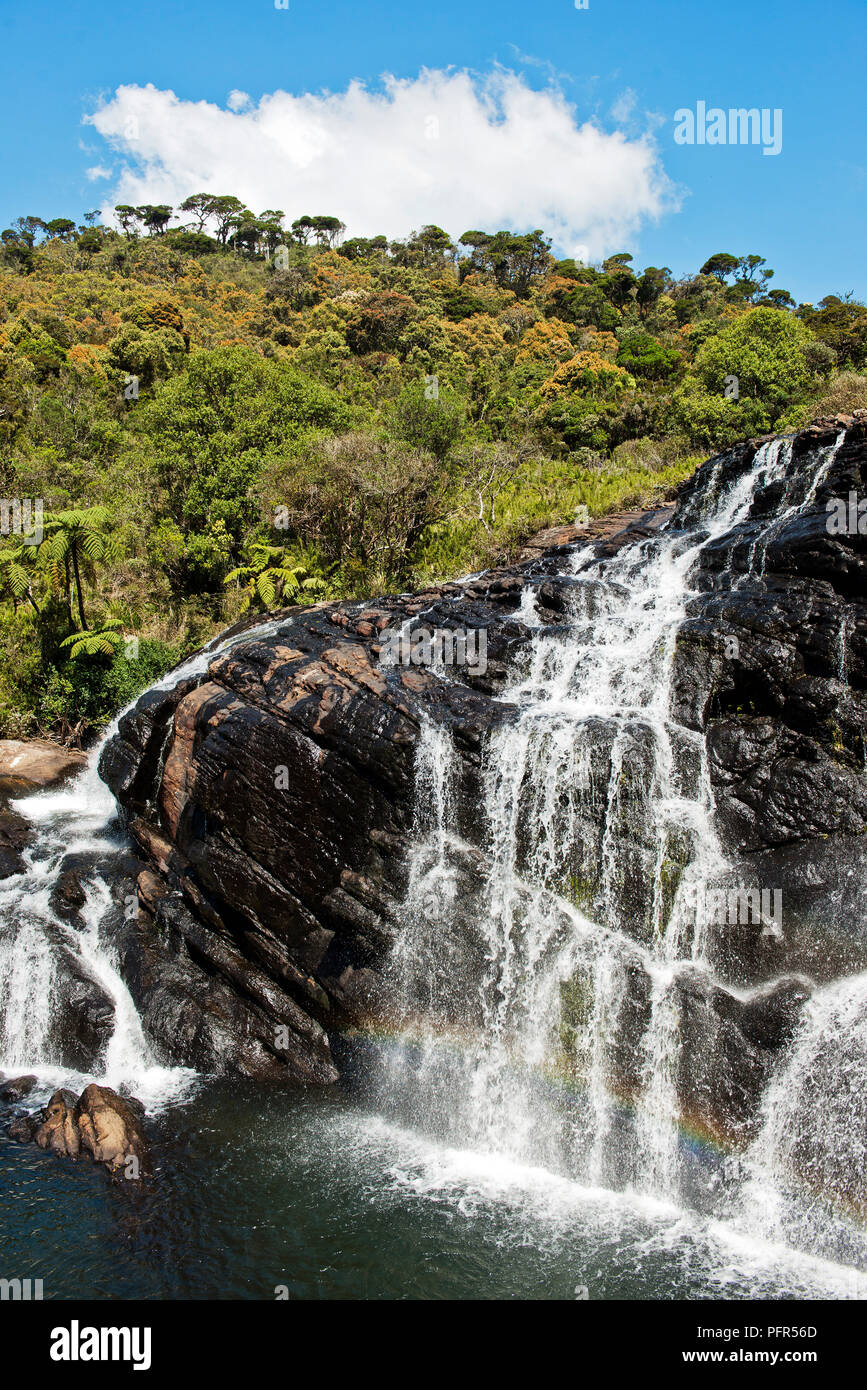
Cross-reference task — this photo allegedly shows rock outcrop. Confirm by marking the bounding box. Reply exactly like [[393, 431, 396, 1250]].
[[98, 418, 866, 1143], [670, 418, 867, 987], [0, 738, 87, 794], [6, 1082, 149, 1177]]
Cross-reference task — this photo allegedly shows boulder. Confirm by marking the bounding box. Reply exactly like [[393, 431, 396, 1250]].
[[0, 806, 34, 878], [0, 1074, 37, 1103], [49, 868, 88, 921], [0, 738, 87, 792], [35, 1089, 81, 1158], [75, 1084, 149, 1174], [31, 1083, 150, 1176]]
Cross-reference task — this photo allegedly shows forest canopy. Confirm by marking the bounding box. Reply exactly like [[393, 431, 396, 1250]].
[[1, 198, 865, 739]]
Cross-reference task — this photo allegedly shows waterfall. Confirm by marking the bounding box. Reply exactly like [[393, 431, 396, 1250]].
[[375, 429, 867, 1272], [0, 616, 285, 1108], [735, 972, 867, 1267], [2, 427, 862, 1290]]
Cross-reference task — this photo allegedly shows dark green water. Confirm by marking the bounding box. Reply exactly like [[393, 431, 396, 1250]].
[[2, 1075, 864, 1301]]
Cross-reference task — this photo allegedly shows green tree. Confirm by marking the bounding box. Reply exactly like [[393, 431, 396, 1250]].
[[459, 229, 552, 297], [700, 252, 739, 283], [44, 217, 77, 241], [178, 193, 217, 234], [141, 346, 350, 588], [798, 296, 867, 369], [106, 323, 186, 388], [136, 204, 173, 236], [671, 307, 814, 447], [616, 332, 682, 381], [114, 204, 142, 237], [388, 380, 465, 461]]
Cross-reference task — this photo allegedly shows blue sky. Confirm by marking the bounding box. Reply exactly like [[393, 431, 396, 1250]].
[[2, 0, 865, 303]]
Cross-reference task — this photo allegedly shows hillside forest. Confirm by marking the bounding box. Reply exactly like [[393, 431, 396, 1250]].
[[1, 199, 865, 740]]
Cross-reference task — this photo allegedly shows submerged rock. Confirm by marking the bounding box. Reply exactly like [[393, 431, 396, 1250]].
[[8, 1112, 41, 1143]]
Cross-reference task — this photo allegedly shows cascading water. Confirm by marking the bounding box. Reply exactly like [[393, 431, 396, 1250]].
[[734, 971, 867, 1267], [372, 430, 867, 1284], [0, 617, 285, 1109]]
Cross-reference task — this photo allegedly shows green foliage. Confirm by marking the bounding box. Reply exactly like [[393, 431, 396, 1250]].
[[140, 346, 350, 587], [0, 192, 860, 736], [458, 229, 552, 297], [798, 296, 867, 369], [7, 317, 66, 376], [388, 380, 466, 460], [37, 638, 181, 734], [615, 332, 682, 381], [59, 618, 124, 658], [273, 431, 452, 591], [38, 506, 117, 630], [106, 322, 186, 387], [224, 542, 327, 612], [670, 308, 815, 447]]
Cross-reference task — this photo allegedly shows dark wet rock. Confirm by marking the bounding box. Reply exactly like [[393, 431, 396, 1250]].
[[669, 417, 867, 984], [8, 1112, 40, 1143], [0, 806, 33, 878], [671, 422, 867, 850], [98, 418, 867, 1115], [739, 976, 813, 1050], [50, 868, 88, 921], [675, 968, 771, 1145], [0, 1074, 37, 1103], [672, 968, 811, 1147], [47, 945, 115, 1071]]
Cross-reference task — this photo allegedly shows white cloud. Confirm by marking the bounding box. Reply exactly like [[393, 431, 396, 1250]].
[[610, 88, 638, 126], [85, 164, 112, 181], [227, 90, 252, 113], [83, 69, 678, 258]]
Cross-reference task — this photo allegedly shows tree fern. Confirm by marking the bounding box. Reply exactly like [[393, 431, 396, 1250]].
[[225, 542, 327, 612], [59, 618, 124, 659]]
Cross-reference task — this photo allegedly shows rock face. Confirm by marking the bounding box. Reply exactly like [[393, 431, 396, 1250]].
[[99, 417, 867, 1141], [669, 418, 867, 988]]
